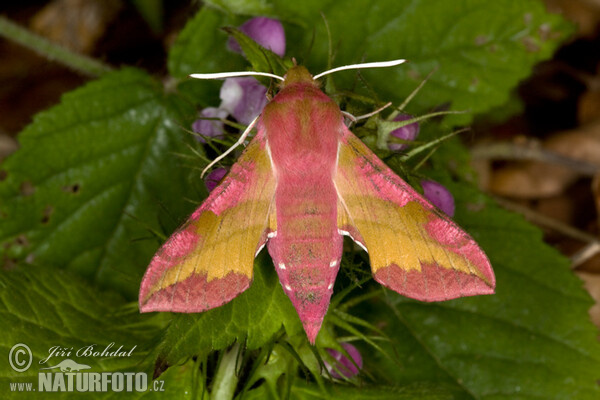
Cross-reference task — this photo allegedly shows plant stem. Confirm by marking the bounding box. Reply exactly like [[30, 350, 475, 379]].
[[0, 16, 113, 77], [212, 342, 240, 400]]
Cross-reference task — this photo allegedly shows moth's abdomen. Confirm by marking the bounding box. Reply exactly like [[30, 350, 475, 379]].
[[266, 174, 342, 343]]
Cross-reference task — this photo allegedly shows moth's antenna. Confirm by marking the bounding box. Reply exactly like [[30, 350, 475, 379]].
[[200, 115, 260, 178], [190, 71, 285, 81], [313, 59, 406, 80], [354, 102, 393, 121], [342, 102, 392, 128]]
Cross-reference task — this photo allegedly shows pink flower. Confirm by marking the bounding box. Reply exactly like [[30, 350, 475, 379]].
[[219, 77, 268, 125], [192, 107, 228, 143], [204, 168, 228, 192], [388, 114, 420, 151], [422, 180, 455, 217], [227, 17, 286, 57], [324, 343, 363, 379]]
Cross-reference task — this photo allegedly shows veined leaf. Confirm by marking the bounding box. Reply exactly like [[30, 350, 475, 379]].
[[206, 0, 573, 124], [0, 266, 162, 399], [0, 69, 198, 298]]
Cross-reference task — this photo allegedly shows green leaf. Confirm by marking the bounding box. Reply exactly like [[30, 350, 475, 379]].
[[246, 380, 459, 399], [0, 265, 162, 398], [167, 7, 253, 107], [0, 68, 198, 298], [206, 0, 572, 124], [358, 176, 600, 399], [154, 254, 303, 370], [168, 7, 246, 79], [139, 360, 199, 399]]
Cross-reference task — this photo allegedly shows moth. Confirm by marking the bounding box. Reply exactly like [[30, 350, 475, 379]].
[[139, 61, 495, 343]]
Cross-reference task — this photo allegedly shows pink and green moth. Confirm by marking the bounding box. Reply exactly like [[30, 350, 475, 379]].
[[139, 60, 496, 343]]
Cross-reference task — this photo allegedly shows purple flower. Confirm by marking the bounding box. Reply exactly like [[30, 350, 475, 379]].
[[227, 17, 286, 57], [204, 168, 228, 192], [192, 107, 229, 143], [219, 77, 268, 125], [324, 343, 363, 379], [388, 114, 420, 151], [422, 180, 455, 217]]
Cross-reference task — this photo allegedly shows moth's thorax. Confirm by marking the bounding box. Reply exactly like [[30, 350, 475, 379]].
[[261, 82, 342, 174]]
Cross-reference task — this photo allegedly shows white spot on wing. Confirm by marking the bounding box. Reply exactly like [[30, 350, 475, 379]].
[[285, 284, 292, 291], [254, 243, 265, 257], [338, 229, 368, 253], [327, 283, 333, 290], [329, 260, 337, 267], [278, 262, 286, 270], [267, 231, 277, 238], [355, 241, 368, 253]]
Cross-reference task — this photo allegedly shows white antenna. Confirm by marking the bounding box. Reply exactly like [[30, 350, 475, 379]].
[[190, 71, 284, 81], [313, 59, 406, 80], [200, 115, 260, 178]]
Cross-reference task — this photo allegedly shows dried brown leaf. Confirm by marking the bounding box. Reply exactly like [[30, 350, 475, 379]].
[[491, 120, 600, 198], [30, 0, 122, 54], [577, 271, 600, 329]]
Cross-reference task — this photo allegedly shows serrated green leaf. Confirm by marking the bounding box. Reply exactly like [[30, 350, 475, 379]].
[[0, 265, 162, 399], [154, 254, 302, 370], [0, 68, 198, 298], [206, 0, 572, 124]]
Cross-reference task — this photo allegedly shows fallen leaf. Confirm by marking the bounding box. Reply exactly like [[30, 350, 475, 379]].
[[577, 271, 600, 329], [490, 120, 600, 198], [30, 0, 122, 54]]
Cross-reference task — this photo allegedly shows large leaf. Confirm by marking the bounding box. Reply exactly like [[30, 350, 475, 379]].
[[206, 0, 572, 124], [0, 265, 163, 399], [0, 69, 198, 298]]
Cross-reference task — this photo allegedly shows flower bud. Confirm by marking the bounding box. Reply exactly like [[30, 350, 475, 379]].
[[422, 180, 455, 217], [192, 107, 228, 143], [324, 343, 363, 379], [219, 77, 268, 125], [388, 114, 420, 151], [204, 168, 228, 192], [227, 17, 286, 57]]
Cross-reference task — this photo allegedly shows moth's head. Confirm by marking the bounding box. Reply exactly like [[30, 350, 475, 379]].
[[281, 66, 318, 88]]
